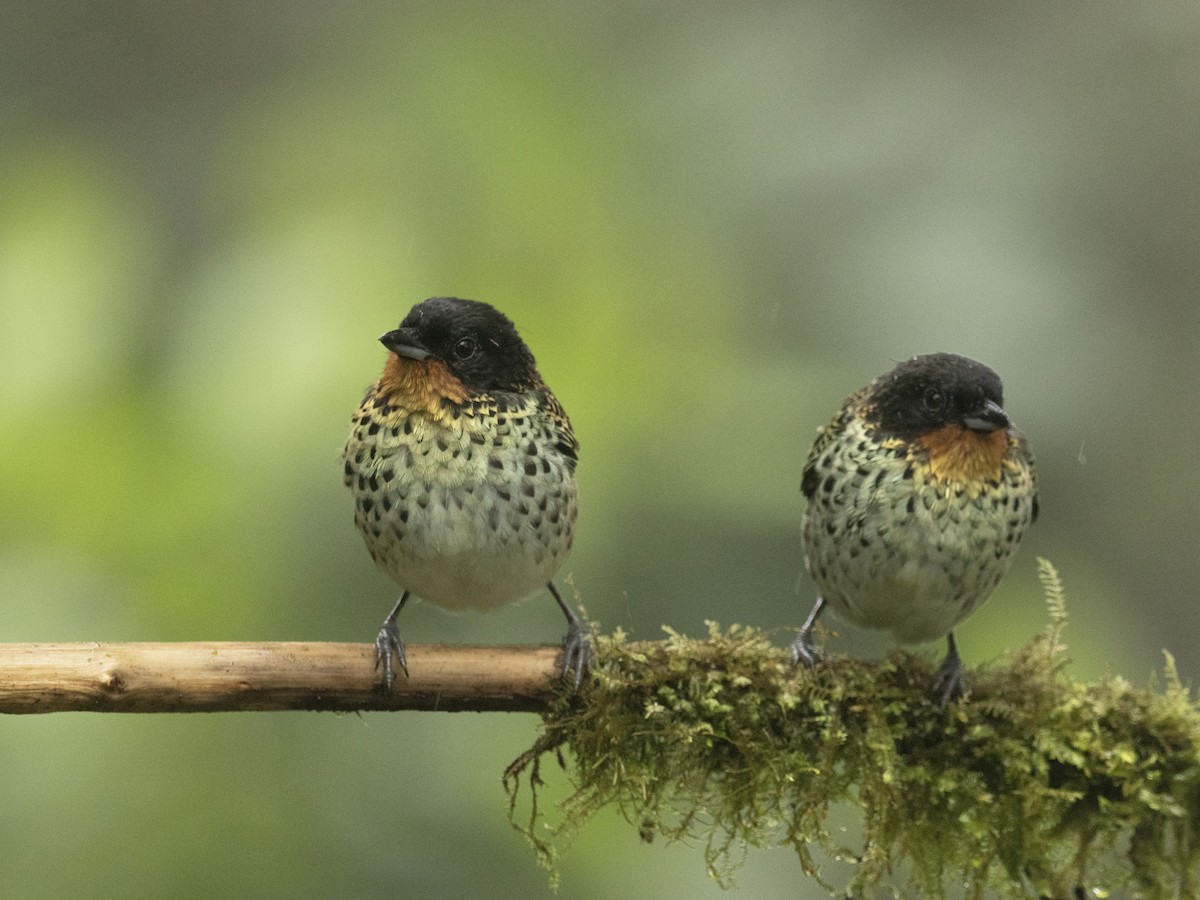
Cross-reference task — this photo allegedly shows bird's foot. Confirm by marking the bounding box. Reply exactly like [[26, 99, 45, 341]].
[[790, 629, 822, 669], [931, 638, 968, 707], [373, 619, 409, 692], [561, 618, 593, 688], [791, 595, 826, 669], [547, 581, 592, 688]]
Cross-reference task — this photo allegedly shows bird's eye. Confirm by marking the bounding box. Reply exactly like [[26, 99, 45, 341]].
[[453, 337, 478, 360], [923, 387, 944, 411]]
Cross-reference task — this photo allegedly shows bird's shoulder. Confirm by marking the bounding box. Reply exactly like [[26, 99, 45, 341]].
[[800, 388, 869, 499]]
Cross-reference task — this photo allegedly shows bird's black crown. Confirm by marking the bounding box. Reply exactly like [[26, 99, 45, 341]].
[[392, 297, 541, 393], [868, 352, 1005, 439]]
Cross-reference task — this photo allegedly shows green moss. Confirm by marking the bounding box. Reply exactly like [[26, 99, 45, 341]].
[[504, 561, 1200, 897]]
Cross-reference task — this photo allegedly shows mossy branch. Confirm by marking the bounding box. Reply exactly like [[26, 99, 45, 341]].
[[505, 560, 1200, 898]]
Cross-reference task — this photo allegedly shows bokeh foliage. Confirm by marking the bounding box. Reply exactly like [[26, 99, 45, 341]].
[[3, 4, 1200, 898]]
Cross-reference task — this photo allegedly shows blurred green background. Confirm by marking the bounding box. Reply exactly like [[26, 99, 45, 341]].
[[2, 3, 1197, 897]]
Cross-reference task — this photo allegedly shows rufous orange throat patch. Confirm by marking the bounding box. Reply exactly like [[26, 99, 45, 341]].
[[919, 424, 1008, 484], [378, 354, 470, 416]]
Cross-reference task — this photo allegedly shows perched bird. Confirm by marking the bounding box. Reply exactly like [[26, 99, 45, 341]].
[[791, 353, 1038, 704], [343, 297, 590, 689]]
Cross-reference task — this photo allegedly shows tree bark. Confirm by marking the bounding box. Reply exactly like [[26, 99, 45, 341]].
[[0, 643, 564, 714]]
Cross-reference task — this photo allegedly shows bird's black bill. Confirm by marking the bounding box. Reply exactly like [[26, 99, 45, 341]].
[[379, 328, 432, 361], [961, 399, 1008, 433]]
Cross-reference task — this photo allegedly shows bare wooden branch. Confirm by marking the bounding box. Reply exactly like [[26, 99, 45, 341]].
[[0, 643, 565, 714]]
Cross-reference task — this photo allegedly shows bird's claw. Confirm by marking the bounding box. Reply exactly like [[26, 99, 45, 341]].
[[931, 646, 968, 707], [562, 619, 593, 688], [790, 630, 822, 669], [792, 596, 826, 670], [931, 643, 969, 710], [374, 620, 408, 691]]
